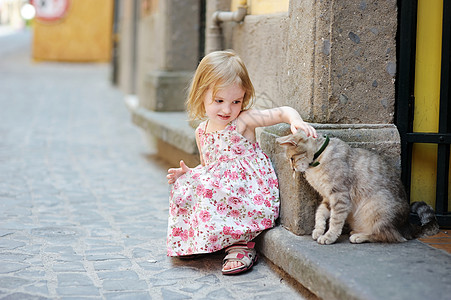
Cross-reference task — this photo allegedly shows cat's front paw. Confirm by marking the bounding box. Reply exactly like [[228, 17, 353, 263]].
[[317, 233, 338, 245], [349, 233, 370, 244], [312, 228, 324, 240]]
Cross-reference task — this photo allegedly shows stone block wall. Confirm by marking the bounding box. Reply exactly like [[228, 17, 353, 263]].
[[230, 0, 397, 124], [136, 0, 200, 112]]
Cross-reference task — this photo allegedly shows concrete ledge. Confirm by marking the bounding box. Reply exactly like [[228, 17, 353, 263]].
[[256, 226, 451, 300], [259, 123, 401, 236], [126, 97, 200, 166]]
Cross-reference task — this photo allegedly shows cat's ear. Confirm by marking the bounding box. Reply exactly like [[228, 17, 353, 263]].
[[276, 135, 297, 147]]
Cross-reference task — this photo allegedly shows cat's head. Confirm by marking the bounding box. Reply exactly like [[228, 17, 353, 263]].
[[276, 130, 317, 172]]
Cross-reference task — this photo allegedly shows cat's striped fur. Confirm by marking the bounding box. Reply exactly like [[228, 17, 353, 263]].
[[277, 131, 439, 245]]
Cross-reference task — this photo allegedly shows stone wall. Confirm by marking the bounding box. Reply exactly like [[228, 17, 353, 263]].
[[136, 0, 200, 112], [231, 0, 397, 124]]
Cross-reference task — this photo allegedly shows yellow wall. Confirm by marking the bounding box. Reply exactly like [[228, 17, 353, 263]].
[[411, 0, 443, 207], [231, 0, 289, 15], [32, 0, 113, 62]]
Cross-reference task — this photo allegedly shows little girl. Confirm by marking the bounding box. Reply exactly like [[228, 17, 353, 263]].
[[166, 50, 316, 275]]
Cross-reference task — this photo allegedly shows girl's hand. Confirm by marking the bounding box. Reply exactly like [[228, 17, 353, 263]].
[[167, 160, 190, 184], [290, 121, 317, 138]]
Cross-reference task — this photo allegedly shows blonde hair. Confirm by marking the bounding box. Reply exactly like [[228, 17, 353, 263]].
[[186, 50, 255, 120]]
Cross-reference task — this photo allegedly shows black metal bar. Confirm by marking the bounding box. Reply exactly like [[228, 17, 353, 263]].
[[437, 214, 451, 228], [199, 0, 206, 61], [436, 145, 449, 214], [396, 0, 418, 192], [406, 132, 451, 144], [435, 0, 451, 215]]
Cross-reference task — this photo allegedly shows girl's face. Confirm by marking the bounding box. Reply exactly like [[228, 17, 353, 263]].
[[203, 82, 245, 130]]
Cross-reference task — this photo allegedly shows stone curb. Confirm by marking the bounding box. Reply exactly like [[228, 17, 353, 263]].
[[126, 97, 198, 155], [256, 226, 451, 300]]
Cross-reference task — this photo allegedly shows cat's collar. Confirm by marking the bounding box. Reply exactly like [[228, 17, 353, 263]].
[[309, 135, 330, 167]]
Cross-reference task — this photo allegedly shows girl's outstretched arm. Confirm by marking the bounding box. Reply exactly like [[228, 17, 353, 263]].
[[167, 160, 190, 184], [239, 106, 317, 138]]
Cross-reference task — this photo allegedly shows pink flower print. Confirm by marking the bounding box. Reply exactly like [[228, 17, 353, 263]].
[[212, 180, 222, 189], [219, 155, 228, 162], [174, 196, 184, 206], [192, 203, 199, 212], [172, 227, 182, 237], [199, 210, 211, 222], [257, 178, 265, 186], [204, 189, 213, 199], [261, 218, 273, 229], [169, 203, 177, 216], [216, 202, 228, 215], [192, 173, 200, 180], [230, 210, 241, 218], [196, 184, 205, 196], [268, 178, 277, 188], [230, 135, 241, 144], [230, 171, 239, 181], [232, 144, 245, 155], [208, 235, 219, 244], [223, 226, 232, 235], [273, 206, 279, 219], [262, 187, 270, 195], [264, 200, 271, 207], [187, 247, 193, 255], [179, 208, 188, 215], [259, 168, 267, 176], [189, 228, 195, 237], [228, 196, 243, 207], [224, 169, 231, 178], [253, 194, 264, 205], [231, 230, 243, 240], [241, 172, 247, 180], [192, 215, 199, 227], [207, 243, 222, 253], [237, 187, 246, 195], [181, 230, 189, 241], [250, 220, 260, 231], [248, 210, 256, 217]]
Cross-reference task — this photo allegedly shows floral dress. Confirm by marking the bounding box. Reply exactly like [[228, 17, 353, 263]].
[[166, 119, 279, 256]]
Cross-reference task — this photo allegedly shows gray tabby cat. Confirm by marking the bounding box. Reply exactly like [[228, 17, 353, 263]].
[[277, 130, 439, 245]]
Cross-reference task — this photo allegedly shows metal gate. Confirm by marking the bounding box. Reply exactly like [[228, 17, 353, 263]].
[[397, 0, 451, 227]]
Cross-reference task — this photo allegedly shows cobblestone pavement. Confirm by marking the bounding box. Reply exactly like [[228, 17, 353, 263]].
[[0, 29, 316, 299]]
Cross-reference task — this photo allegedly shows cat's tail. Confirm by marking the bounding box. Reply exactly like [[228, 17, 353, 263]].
[[410, 201, 440, 238]]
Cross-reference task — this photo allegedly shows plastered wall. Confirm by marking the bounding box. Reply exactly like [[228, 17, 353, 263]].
[[32, 0, 113, 62]]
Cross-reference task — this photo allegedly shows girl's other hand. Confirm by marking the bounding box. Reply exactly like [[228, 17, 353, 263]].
[[290, 121, 317, 138], [167, 160, 190, 184]]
